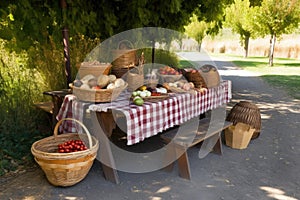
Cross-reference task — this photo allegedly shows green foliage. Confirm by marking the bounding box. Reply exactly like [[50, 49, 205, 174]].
[[195, 0, 234, 35], [0, 34, 99, 175], [0, 40, 50, 175], [225, 0, 254, 37], [0, 0, 237, 176], [184, 14, 209, 51], [224, 0, 258, 57], [252, 0, 300, 65], [254, 0, 300, 37], [142, 48, 179, 67]]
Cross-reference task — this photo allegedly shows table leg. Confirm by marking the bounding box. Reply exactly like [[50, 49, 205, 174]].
[[90, 111, 119, 184], [96, 111, 116, 138], [51, 95, 64, 130]]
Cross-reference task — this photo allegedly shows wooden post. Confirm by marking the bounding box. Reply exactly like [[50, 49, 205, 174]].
[[62, 28, 72, 87], [61, 0, 72, 87], [152, 39, 155, 66]]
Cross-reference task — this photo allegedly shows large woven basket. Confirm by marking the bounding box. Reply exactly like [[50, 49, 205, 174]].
[[111, 65, 135, 78], [78, 62, 111, 79], [111, 40, 137, 67], [31, 118, 99, 187], [71, 82, 128, 103], [226, 101, 261, 139], [183, 70, 207, 88]]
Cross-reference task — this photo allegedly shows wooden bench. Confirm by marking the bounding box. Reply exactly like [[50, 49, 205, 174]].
[[160, 118, 232, 180], [34, 90, 72, 129], [34, 101, 54, 114]]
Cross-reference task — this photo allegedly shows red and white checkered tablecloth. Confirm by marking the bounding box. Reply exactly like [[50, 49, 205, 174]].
[[89, 80, 232, 145], [56, 94, 90, 133]]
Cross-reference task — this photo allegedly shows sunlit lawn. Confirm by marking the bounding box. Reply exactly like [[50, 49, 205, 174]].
[[211, 54, 300, 99]]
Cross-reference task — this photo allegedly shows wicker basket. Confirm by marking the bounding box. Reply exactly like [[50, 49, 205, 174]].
[[71, 83, 128, 103], [78, 62, 111, 79], [225, 122, 255, 149], [127, 66, 144, 91], [226, 101, 261, 139], [199, 65, 220, 88], [31, 118, 99, 187], [157, 74, 183, 83], [183, 70, 207, 88], [111, 40, 137, 67], [111, 65, 135, 78]]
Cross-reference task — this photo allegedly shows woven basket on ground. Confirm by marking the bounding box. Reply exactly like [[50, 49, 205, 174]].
[[226, 101, 261, 139], [31, 118, 99, 187], [71, 82, 128, 103]]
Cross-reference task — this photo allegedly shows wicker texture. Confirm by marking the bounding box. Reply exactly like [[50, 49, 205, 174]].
[[111, 66, 135, 78], [111, 50, 137, 67], [78, 63, 111, 78], [127, 66, 144, 91], [111, 40, 137, 67], [31, 118, 99, 187], [226, 101, 261, 139], [71, 83, 128, 103], [157, 74, 183, 83], [199, 65, 220, 88], [184, 71, 207, 88]]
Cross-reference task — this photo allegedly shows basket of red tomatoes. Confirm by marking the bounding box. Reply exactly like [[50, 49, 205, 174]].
[[31, 118, 99, 187]]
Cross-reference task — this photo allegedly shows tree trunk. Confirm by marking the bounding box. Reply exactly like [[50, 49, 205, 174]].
[[244, 35, 250, 58], [198, 41, 202, 52], [269, 34, 276, 67]]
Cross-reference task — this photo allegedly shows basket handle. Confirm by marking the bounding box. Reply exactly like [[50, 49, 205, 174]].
[[200, 64, 217, 73], [118, 40, 134, 50], [54, 118, 93, 149]]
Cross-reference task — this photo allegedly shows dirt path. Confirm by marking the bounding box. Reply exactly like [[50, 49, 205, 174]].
[[1, 52, 299, 200]]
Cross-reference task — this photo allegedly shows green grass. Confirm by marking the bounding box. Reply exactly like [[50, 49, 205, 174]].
[[178, 59, 195, 68], [261, 75, 300, 99], [211, 54, 300, 99]]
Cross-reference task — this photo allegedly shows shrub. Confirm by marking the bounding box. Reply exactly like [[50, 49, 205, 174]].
[[0, 35, 99, 176], [140, 48, 179, 67]]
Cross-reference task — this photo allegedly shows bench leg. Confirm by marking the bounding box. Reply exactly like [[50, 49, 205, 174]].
[[199, 132, 223, 158], [175, 145, 191, 180], [161, 142, 177, 172], [212, 134, 223, 155]]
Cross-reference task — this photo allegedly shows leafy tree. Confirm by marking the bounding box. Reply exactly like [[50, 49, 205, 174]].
[[253, 0, 300, 66], [0, 0, 237, 51], [0, 0, 238, 175], [224, 0, 258, 57], [184, 14, 209, 52]]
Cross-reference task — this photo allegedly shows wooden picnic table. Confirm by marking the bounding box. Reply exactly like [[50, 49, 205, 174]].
[[56, 80, 232, 183]]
